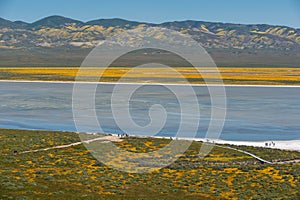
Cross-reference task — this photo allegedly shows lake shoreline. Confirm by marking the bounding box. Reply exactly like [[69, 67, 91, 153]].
[[1, 79, 300, 87], [1, 127, 299, 152], [117, 134, 300, 152]]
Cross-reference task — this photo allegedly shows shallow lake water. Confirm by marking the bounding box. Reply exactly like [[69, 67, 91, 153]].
[[0, 81, 299, 141]]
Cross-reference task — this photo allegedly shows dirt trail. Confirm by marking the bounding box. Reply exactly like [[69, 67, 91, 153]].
[[18, 135, 122, 154], [215, 144, 300, 164], [9, 137, 300, 165]]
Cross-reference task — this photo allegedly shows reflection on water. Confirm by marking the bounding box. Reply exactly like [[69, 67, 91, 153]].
[[0, 82, 299, 141]]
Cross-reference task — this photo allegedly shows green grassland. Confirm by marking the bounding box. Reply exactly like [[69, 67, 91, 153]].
[[0, 129, 300, 199]]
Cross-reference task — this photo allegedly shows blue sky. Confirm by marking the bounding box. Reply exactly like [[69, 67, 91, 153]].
[[0, 0, 300, 28]]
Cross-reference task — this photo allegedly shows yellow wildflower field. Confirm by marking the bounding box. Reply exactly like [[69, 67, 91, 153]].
[[0, 67, 300, 84]]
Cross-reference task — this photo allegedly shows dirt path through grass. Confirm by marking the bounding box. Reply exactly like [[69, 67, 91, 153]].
[[17, 135, 122, 154], [12, 136, 300, 165], [215, 144, 300, 164]]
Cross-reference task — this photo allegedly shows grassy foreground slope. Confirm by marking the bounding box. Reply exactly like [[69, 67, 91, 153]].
[[0, 129, 299, 199]]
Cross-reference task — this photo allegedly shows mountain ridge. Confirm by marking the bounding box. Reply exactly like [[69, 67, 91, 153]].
[[0, 15, 300, 67], [1, 15, 299, 29]]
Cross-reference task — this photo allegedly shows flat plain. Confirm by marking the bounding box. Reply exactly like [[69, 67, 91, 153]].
[[1, 67, 300, 85]]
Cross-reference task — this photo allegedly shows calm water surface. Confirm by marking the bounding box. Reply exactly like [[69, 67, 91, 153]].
[[0, 82, 299, 141]]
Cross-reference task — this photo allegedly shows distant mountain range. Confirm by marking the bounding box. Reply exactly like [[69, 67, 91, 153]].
[[1, 15, 300, 67]]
